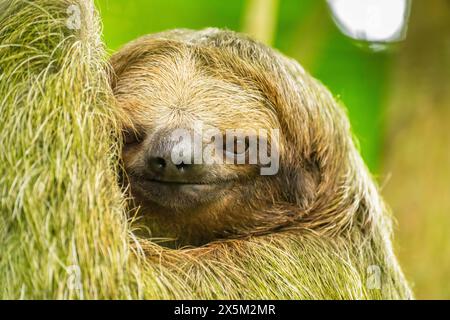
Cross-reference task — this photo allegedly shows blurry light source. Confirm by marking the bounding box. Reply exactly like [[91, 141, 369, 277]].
[[327, 0, 411, 49]]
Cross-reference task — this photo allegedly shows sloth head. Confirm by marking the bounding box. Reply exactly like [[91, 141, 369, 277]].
[[110, 29, 377, 247]]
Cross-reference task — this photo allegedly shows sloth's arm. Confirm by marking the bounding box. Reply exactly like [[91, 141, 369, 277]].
[[134, 232, 412, 299]]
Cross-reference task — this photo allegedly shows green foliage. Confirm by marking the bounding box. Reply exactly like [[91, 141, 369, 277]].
[[95, 0, 245, 51]]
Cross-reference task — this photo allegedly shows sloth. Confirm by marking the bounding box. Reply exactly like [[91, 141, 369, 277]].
[[110, 28, 390, 249]]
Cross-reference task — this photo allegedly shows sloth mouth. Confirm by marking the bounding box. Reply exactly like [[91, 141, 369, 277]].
[[127, 174, 233, 210], [142, 178, 216, 186]]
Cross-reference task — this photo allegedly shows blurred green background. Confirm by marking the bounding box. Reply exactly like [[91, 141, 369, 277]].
[[95, 0, 450, 299]]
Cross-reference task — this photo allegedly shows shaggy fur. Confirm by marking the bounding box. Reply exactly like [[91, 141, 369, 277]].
[[111, 29, 413, 298], [0, 0, 412, 299], [111, 29, 396, 247]]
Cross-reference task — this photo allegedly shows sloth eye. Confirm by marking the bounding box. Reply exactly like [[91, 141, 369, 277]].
[[224, 135, 249, 157], [122, 127, 144, 146]]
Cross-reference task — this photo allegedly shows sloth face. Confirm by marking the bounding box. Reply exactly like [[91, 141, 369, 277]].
[[111, 31, 359, 246], [114, 48, 282, 222]]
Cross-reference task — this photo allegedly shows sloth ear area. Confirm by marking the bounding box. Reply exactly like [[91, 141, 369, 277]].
[[288, 156, 322, 209], [304, 153, 322, 182]]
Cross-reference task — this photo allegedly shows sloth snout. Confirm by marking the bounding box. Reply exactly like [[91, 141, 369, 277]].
[[144, 131, 202, 182], [146, 155, 196, 178]]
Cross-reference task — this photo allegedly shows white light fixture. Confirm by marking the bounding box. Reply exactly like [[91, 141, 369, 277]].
[[327, 0, 411, 47]]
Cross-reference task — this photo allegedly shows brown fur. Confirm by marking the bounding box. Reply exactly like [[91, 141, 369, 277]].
[[111, 29, 389, 249]]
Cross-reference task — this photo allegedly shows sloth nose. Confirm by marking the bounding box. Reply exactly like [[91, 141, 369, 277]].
[[146, 155, 194, 176], [144, 131, 201, 181]]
